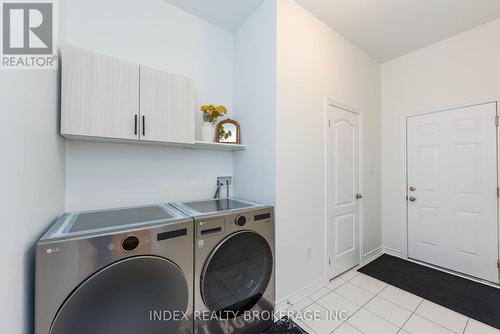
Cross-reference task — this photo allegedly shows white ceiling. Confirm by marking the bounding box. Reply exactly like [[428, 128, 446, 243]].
[[295, 0, 500, 62], [163, 0, 264, 32], [164, 0, 500, 62]]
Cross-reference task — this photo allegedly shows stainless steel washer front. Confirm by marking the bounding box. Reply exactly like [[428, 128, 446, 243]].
[[50, 256, 188, 334], [35, 204, 194, 334], [200, 230, 273, 316], [172, 198, 275, 334]]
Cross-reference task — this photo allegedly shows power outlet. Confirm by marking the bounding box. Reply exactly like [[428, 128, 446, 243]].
[[217, 176, 232, 185]]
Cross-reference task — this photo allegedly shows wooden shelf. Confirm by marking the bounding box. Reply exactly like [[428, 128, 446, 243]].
[[193, 141, 246, 151]]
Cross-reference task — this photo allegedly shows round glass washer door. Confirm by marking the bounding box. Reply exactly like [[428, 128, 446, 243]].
[[201, 231, 273, 317], [50, 256, 189, 334]]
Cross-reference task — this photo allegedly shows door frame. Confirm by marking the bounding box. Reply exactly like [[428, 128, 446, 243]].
[[325, 98, 364, 280], [400, 99, 500, 283]]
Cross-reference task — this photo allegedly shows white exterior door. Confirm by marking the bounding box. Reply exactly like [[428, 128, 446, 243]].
[[407, 102, 499, 283], [328, 106, 361, 278]]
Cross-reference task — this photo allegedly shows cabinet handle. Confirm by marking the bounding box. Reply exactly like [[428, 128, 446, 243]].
[[142, 116, 145, 136], [134, 115, 138, 135]]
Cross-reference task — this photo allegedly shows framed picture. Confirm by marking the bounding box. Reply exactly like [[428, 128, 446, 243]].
[[216, 119, 240, 144]]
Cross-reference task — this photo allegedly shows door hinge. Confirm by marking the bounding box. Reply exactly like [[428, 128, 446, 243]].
[[497, 259, 500, 268], [497, 187, 499, 198], [496, 115, 499, 127], [329, 258, 331, 266], [328, 119, 331, 127]]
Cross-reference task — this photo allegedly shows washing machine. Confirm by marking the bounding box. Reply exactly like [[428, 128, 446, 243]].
[[171, 198, 275, 334], [35, 204, 194, 334]]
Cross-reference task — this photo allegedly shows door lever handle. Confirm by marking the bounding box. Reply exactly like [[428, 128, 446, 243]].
[[409, 196, 416, 202], [355, 194, 363, 199]]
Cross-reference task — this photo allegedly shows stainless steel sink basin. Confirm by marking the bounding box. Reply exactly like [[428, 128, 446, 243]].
[[171, 198, 263, 216]]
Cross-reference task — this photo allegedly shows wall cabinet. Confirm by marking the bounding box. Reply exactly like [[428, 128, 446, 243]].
[[61, 45, 140, 140], [140, 66, 195, 144], [61, 45, 195, 144]]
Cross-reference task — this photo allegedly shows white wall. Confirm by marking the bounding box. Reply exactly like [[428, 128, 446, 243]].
[[64, 0, 236, 211], [233, 0, 277, 206], [0, 71, 65, 333], [65, 141, 233, 211], [276, 0, 381, 302], [381, 19, 500, 254]]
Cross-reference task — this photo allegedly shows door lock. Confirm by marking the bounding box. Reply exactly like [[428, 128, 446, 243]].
[[409, 186, 416, 192], [355, 194, 363, 199], [408, 196, 416, 202]]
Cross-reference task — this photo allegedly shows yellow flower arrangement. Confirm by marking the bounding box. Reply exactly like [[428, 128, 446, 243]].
[[201, 105, 228, 124]]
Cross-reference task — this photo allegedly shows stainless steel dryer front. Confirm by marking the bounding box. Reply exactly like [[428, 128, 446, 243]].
[[171, 198, 275, 334], [35, 204, 193, 334]]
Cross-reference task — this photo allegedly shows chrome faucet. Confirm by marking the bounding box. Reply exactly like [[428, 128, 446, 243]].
[[213, 180, 223, 199], [213, 176, 232, 199]]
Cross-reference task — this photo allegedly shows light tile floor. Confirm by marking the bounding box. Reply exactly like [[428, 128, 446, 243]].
[[286, 267, 500, 334]]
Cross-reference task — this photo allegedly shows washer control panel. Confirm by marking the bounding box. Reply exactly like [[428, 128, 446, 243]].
[[254, 212, 271, 222], [122, 235, 140, 251], [235, 215, 247, 226], [197, 218, 225, 238]]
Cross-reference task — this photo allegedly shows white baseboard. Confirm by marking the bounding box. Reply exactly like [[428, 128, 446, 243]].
[[383, 247, 402, 257], [274, 277, 327, 313], [362, 247, 382, 264], [274, 247, 401, 314]]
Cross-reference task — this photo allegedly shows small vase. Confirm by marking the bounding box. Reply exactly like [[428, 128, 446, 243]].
[[201, 122, 215, 142]]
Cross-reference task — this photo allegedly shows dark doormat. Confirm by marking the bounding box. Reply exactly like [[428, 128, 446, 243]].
[[261, 317, 308, 334], [358, 254, 500, 329]]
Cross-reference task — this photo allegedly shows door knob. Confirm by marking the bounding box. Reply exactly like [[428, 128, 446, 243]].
[[355, 194, 363, 199], [409, 186, 416, 191], [408, 196, 416, 202]]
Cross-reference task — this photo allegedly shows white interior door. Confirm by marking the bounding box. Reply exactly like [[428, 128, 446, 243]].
[[407, 102, 499, 283], [328, 105, 361, 279]]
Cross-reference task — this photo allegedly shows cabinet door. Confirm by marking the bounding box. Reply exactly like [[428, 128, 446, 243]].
[[61, 45, 140, 140], [139, 66, 195, 144]]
